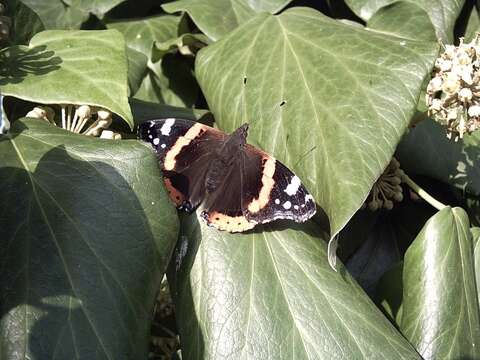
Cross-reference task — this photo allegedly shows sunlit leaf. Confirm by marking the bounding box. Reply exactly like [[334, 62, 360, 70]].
[[401, 207, 480, 359], [170, 213, 420, 359], [473, 227, 480, 302], [195, 4, 438, 249], [344, 0, 465, 42], [19, 0, 127, 29], [0, 30, 133, 128], [162, 0, 295, 40], [107, 15, 187, 56]]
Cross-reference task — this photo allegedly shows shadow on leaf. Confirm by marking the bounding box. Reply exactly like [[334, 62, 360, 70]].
[[0, 143, 162, 359], [0, 45, 62, 85]]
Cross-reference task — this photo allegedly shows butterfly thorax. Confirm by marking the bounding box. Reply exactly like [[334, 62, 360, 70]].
[[204, 124, 248, 193]]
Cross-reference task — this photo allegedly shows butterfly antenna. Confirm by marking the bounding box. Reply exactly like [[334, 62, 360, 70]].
[[294, 146, 317, 167]]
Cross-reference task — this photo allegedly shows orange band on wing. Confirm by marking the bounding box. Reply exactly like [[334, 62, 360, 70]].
[[202, 211, 255, 232], [247, 156, 276, 213], [164, 123, 206, 171], [164, 178, 185, 207]]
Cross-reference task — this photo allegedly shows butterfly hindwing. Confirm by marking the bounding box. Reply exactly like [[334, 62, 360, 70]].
[[201, 145, 316, 231], [245, 153, 316, 224], [200, 150, 258, 232]]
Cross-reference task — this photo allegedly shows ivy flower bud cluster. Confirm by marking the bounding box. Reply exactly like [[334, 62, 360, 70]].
[[364, 158, 404, 211], [26, 106, 55, 124], [26, 104, 122, 139], [426, 35, 480, 140]]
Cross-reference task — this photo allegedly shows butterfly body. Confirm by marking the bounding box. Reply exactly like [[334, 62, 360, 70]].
[[139, 118, 316, 232]]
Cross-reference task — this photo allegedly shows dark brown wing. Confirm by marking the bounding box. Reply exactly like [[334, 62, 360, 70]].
[[201, 144, 316, 232], [138, 118, 226, 210]]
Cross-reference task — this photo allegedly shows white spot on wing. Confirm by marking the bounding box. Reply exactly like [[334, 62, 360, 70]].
[[160, 118, 175, 136], [294, 205, 299, 210], [275, 199, 280, 205], [153, 138, 160, 145], [305, 194, 314, 203], [284, 176, 301, 196], [283, 201, 292, 210], [161, 143, 166, 149]]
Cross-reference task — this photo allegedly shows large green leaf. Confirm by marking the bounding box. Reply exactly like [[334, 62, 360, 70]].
[[107, 15, 187, 56], [344, 0, 465, 42], [195, 5, 438, 247], [162, 0, 295, 41], [397, 119, 480, 196], [19, 0, 126, 29], [0, 30, 134, 129], [0, 118, 178, 359], [170, 213, 420, 359], [401, 207, 480, 359]]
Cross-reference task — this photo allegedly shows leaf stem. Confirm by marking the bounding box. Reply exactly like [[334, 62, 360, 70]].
[[400, 171, 447, 211], [61, 105, 66, 129]]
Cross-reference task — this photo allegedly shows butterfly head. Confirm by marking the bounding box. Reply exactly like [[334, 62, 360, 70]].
[[231, 123, 248, 144]]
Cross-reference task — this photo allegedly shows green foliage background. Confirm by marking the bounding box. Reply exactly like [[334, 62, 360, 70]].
[[1, 0, 480, 359]]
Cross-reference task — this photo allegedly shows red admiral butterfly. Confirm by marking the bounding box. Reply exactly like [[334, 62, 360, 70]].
[[139, 119, 316, 232]]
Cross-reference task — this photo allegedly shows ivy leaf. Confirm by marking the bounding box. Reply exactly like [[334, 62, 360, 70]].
[[375, 262, 404, 327], [473, 227, 480, 301], [162, 0, 295, 41], [108, 15, 198, 107], [126, 47, 148, 95], [107, 15, 187, 57], [0, 30, 134, 129], [133, 55, 198, 107], [344, 0, 465, 42], [397, 119, 480, 196], [401, 207, 480, 359], [169, 213, 421, 359], [6, 0, 44, 45], [465, 6, 480, 42], [344, 199, 434, 294], [19, 0, 127, 29], [195, 4, 438, 253], [0, 118, 178, 359], [152, 33, 209, 61], [19, 0, 88, 29]]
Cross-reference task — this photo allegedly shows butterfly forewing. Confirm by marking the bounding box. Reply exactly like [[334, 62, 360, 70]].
[[139, 118, 225, 209]]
